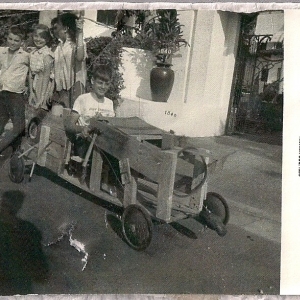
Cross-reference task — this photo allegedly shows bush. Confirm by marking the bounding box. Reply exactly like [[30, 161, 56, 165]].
[[0, 10, 39, 46], [260, 101, 283, 132]]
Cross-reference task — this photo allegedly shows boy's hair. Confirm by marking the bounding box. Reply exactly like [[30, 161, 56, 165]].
[[51, 17, 58, 27], [57, 12, 78, 43], [8, 25, 26, 40], [92, 65, 112, 83], [32, 24, 52, 47]]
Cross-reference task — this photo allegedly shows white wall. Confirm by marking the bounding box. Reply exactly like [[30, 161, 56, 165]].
[[117, 10, 241, 137], [83, 10, 114, 39], [39, 10, 58, 27], [40, 10, 241, 137]]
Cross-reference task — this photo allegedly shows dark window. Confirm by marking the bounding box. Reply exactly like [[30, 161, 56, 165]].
[[97, 10, 118, 27], [261, 68, 269, 82]]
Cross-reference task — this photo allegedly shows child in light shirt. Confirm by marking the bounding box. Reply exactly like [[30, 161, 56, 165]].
[[73, 65, 115, 127], [51, 12, 86, 109], [65, 64, 118, 193], [28, 24, 54, 110], [65, 64, 115, 157], [0, 26, 29, 155]]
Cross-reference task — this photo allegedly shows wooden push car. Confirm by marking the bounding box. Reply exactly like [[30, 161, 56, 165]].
[[9, 110, 229, 251]]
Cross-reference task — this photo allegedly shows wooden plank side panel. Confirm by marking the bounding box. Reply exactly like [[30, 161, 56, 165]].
[[123, 176, 137, 207], [43, 114, 65, 129], [90, 119, 164, 182], [175, 158, 194, 177], [156, 151, 177, 222], [119, 158, 131, 184], [90, 149, 103, 192], [95, 116, 166, 136], [44, 154, 61, 173], [62, 140, 72, 166], [161, 133, 175, 150], [134, 135, 162, 141], [189, 156, 209, 211], [59, 171, 123, 207], [26, 149, 39, 162], [49, 126, 68, 146], [118, 129, 163, 136], [37, 126, 50, 166], [47, 142, 64, 159]]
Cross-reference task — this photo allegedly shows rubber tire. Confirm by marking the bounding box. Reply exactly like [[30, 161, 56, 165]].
[[203, 192, 230, 225], [122, 204, 153, 251], [28, 118, 41, 143], [9, 151, 25, 183]]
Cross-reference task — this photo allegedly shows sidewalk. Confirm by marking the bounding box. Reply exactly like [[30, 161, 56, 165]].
[[187, 133, 282, 244]]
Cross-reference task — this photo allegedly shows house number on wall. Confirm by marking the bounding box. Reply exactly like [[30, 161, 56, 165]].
[[165, 111, 177, 117]]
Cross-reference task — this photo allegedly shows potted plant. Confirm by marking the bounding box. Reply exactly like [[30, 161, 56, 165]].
[[115, 9, 189, 102], [137, 9, 189, 102]]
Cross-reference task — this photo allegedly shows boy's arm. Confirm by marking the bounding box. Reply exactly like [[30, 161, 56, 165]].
[[40, 55, 53, 104], [28, 69, 34, 103], [64, 102, 91, 138], [24, 51, 30, 96], [64, 110, 83, 135], [75, 18, 85, 62], [0, 48, 4, 72]]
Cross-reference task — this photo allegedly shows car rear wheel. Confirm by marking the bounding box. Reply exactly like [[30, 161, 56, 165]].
[[122, 204, 153, 251], [203, 192, 230, 225], [28, 118, 41, 143]]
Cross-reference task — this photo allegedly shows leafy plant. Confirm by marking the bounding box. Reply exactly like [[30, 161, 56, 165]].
[[114, 9, 189, 64], [115, 9, 189, 64], [140, 10, 189, 63], [0, 10, 39, 46], [114, 10, 151, 37]]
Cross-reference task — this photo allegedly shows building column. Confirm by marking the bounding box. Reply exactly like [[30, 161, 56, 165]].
[[185, 10, 240, 135], [39, 10, 58, 27]]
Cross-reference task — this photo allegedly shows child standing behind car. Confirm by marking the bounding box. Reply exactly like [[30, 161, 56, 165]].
[[52, 12, 86, 109], [28, 24, 54, 110], [0, 26, 29, 155]]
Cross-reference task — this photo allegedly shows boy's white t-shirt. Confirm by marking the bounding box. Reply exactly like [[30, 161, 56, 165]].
[[73, 92, 115, 126]]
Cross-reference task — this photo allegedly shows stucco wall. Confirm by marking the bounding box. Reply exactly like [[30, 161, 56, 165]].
[[118, 10, 241, 137]]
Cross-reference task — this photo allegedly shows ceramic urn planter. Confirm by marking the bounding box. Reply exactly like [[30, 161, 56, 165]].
[[150, 63, 174, 102]]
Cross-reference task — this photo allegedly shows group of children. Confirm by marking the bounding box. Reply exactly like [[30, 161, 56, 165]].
[[0, 12, 116, 157]]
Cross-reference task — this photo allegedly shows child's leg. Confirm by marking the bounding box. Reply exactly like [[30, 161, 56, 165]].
[[0, 92, 9, 136], [0, 92, 25, 153], [104, 152, 121, 185], [73, 136, 89, 158]]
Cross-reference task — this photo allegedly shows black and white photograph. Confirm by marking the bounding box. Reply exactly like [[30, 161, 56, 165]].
[[0, 4, 288, 297]]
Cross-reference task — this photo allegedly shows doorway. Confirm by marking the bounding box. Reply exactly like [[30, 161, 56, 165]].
[[227, 12, 283, 142]]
